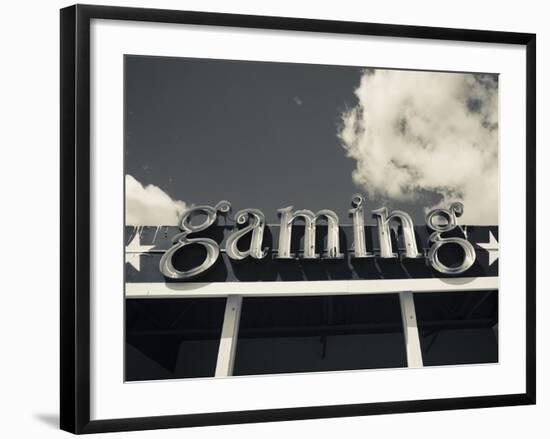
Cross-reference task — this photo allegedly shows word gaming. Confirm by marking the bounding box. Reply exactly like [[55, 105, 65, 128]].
[[159, 194, 476, 280]]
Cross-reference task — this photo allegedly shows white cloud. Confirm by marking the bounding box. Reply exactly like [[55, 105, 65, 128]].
[[338, 69, 498, 225], [125, 174, 187, 225]]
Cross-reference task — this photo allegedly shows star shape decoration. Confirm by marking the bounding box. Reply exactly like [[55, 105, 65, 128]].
[[477, 230, 499, 266], [126, 233, 155, 272]]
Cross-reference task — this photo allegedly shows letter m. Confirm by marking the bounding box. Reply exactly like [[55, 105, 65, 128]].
[[276, 206, 343, 259]]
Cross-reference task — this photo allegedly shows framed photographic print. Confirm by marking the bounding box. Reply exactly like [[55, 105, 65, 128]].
[[60, 4, 536, 434]]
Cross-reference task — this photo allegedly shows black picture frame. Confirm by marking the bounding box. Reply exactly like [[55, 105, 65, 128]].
[[60, 4, 536, 434]]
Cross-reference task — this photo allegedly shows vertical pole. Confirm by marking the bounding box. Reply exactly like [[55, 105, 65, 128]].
[[215, 295, 243, 377], [399, 292, 423, 368]]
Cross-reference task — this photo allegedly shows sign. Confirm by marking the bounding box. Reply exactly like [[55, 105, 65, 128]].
[[126, 195, 499, 283]]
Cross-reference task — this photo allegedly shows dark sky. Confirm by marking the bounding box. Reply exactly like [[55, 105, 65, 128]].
[[125, 55, 436, 224]]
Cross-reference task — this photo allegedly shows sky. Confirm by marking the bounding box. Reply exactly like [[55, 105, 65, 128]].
[[125, 55, 498, 226]]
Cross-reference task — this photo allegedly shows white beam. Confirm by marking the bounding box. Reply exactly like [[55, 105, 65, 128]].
[[399, 292, 424, 368], [125, 276, 498, 299], [214, 295, 243, 377]]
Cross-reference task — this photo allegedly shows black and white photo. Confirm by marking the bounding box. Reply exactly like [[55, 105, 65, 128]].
[[59, 5, 536, 433], [124, 56, 500, 381]]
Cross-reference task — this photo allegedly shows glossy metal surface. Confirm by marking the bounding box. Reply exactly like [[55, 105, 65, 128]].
[[276, 206, 344, 259], [372, 207, 421, 259], [225, 209, 268, 260], [426, 202, 476, 274], [159, 200, 231, 279], [349, 194, 375, 258]]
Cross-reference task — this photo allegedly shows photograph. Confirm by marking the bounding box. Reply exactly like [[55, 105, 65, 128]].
[[0, 0, 543, 436], [57, 4, 536, 433], [124, 56, 500, 381]]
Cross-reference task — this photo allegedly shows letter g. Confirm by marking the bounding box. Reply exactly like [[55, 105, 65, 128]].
[[160, 200, 231, 280], [426, 202, 476, 275]]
